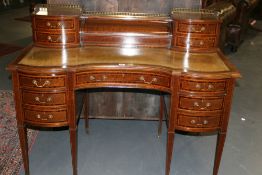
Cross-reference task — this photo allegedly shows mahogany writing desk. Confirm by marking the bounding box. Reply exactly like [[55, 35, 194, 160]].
[[7, 5, 240, 175]]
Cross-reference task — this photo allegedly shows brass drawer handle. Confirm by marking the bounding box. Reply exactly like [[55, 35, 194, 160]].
[[199, 40, 204, 45], [36, 114, 53, 120], [193, 101, 211, 110], [203, 120, 209, 125], [193, 102, 200, 107], [208, 84, 214, 90], [35, 96, 52, 104], [191, 26, 206, 32], [32, 80, 50, 88], [89, 75, 107, 81], [47, 35, 62, 43], [195, 83, 201, 89], [46, 21, 63, 28], [139, 76, 158, 84], [190, 119, 196, 124]]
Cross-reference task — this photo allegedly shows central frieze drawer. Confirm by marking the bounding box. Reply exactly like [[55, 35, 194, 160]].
[[179, 97, 224, 111], [24, 109, 67, 123], [22, 91, 66, 106], [181, 79, 226, 92], [20, 75, 66, 88], [176, 22, 218, 35], [76, 73, 171, 88], [178, 114, 221, 128]]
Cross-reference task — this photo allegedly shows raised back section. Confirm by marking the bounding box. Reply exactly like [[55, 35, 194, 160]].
[[31, 4, 222, 50], [80, 13, 171, 47]]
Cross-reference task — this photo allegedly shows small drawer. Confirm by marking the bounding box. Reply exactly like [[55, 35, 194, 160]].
[[179, 97, 223, 111], [20, 75, 65, 88], [24, 109, 67, 123], [181, 79, 226, 92], [178, 114, 221, 128], [34, 32, 78, 45], [76, 72, 171, 88], [22, 91, 66, 106], [176, 22, 218, 35], [174, 36, 217, 49], [34, 18, 76, 30]]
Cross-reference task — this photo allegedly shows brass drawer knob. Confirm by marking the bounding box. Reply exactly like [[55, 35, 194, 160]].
[[139, 76, 157, 84], [89, 75, 107, 81], [46, 22, 51, 27], [35, 114, 53, 120], [208, 84, 214, 90], [195, 83, 201, 89], [46, 21, 63, 28], [193, 102, 199, 107], [89, 75, 95, 81], [191, 119, 196, 124], [199, 41, 204, 46], [48, 114, 53, 119], [57, 22, 63, 27], [193, 101, 211, 109], [203, 120, 209, 125], [36, 114, 41, 119], [47, 35, 62, 43], [205, 102, 211, 107], [35, 96, 52, 104], [191, 26, 206, 32], [32, 80, 50, 88]]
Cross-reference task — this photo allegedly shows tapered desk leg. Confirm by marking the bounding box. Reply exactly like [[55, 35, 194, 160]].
[[213, 132, 226, 175], [83, 93, 89, 134], [18, 125, 30, 175], [165, 131, 175, 175], [70, 128, 78, 175], [158, 95, 164, 137]]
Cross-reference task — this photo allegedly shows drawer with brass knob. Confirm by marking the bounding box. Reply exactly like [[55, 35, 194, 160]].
[[173, 35, 217, 49], [177, 114, 221, 129], [19, 75, 66, 89], [22, 91, 66, 106], [34, 32, 79, 46], [34, 18, 76, 30], [179, 97, 224, 111], [180, 79, 226, 92], [176, 22, 218, 35], [24, 109, 67, 123]]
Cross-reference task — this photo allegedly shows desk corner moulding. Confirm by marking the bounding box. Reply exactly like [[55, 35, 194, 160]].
[[7, 4, 241, 175]]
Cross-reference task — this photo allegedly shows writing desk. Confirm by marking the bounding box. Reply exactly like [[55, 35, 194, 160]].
[[7, 5, 240, 175]]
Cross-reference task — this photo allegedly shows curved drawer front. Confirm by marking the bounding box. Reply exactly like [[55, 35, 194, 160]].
[[176, 22, 218, 35], [24, 109, 67, 123], [174, 36, 216, 49], [34, 32, 79, 45], [22, 91, 66, 106], [20, 75, 66, 89], [178, 114, 221, 128], [181, 79, 226, 92], [34, 18, 76, 30], [76, 72, 171, 88], [179, 97, 224, 111]]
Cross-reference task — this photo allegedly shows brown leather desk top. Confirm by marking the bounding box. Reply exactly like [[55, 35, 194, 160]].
[[17, 46, 239, 75]]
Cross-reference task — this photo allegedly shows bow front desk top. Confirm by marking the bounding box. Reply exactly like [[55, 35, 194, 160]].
[[15, 46, 235, 74]]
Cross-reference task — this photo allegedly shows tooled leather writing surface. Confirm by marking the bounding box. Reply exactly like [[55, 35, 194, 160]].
[[18, 46, 230, 72]]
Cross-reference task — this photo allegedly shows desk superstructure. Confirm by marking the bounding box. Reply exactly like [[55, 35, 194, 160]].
[[8, 4, 240, 175]]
